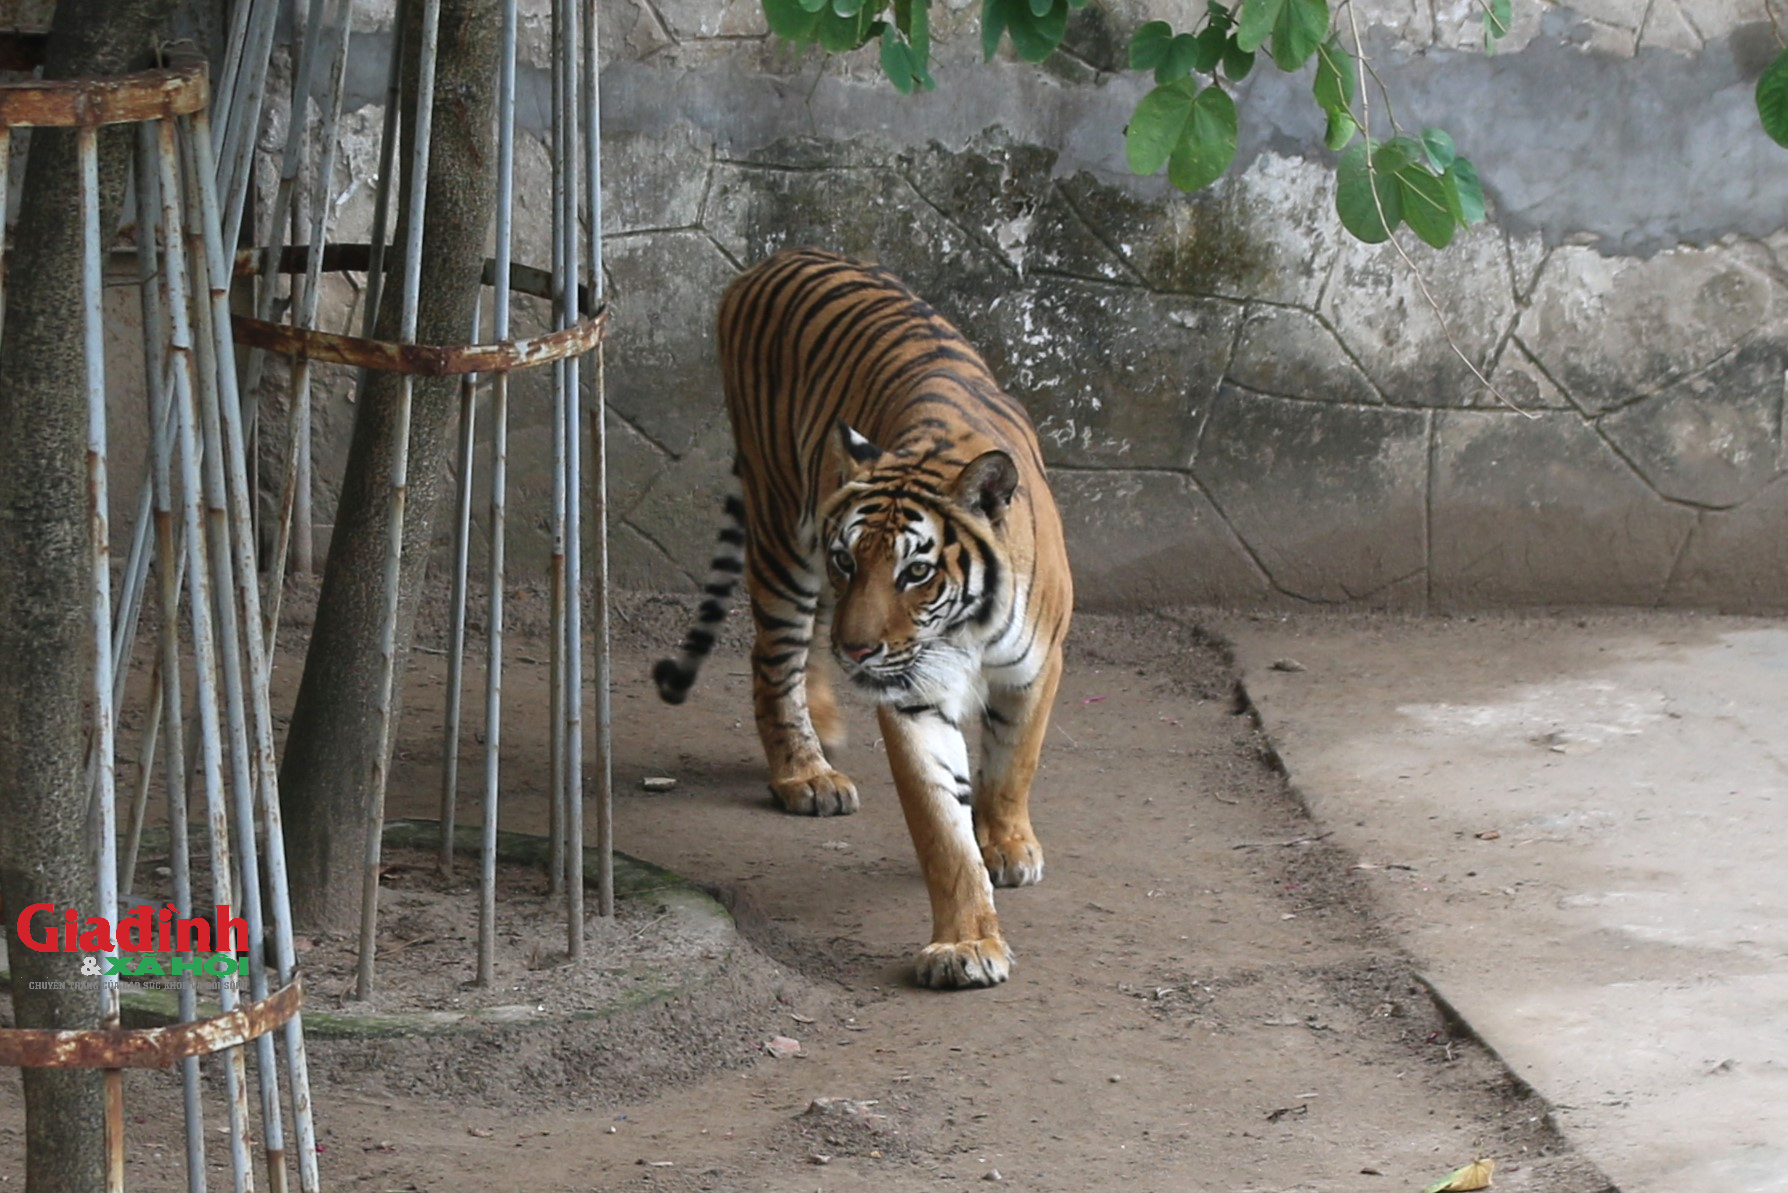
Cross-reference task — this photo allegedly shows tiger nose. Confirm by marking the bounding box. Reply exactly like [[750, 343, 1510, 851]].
[[839, 642, 879, 663]]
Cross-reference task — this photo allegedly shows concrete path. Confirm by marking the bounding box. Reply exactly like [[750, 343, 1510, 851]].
[[1218, 611, 1788, 1193]]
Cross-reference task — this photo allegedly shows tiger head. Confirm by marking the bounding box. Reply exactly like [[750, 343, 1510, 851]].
[[820, 421, 1018, 701]]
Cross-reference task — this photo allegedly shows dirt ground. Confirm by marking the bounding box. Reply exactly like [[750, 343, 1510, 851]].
[[1, 591, 1616, 1192]]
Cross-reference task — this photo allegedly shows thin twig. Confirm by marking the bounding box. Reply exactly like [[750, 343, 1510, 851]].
[[1345, 4, 1532, 417]]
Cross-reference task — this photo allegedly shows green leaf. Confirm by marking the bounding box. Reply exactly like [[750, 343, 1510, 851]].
[[1028, 0, 1053, 19], [982, 0, 1008, 59], [833, 0, 865, 18], [1234, 0, 1281, 53], [909, 0, 932, 80], [816, 4, 876, 50], [1005, 0, 1068, 62], [1269, 0, 1328, 71], [765, 0, 823, 40], [1221, 37, 1254, 79], [1130, 20, 1173, 70], [797, 0, 828, 14], [1444, 156, 1485, 224], [877, 8, 932, 92], [1167, 85, 1239, 192], [1376, 134, 1422, 175], [1335, 138, 1401, 243], [1759, 48, 1788, 148], [1312, 35, 1353, 116], [1482, 0, 1511, 46], [1126, 76, 1200, 175], [880, 25, 915, 92], [1397, 162, 1455, 248], [1420, 126, 1456, 171], [1192, 24, 1227, 71], [1157, 33, 1203, 82], [1205, 0, 1233, 29], [1324, 107, 1356, 151]]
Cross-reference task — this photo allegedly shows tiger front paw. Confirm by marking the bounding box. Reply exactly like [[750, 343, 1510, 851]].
[[914, 936, 1012, 989], [979, 832, 1044, 888], [770, 768, 860, 816]]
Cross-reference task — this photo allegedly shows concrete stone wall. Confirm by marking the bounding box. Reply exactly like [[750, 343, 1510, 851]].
[[583, 0, 1788, 612], [12, 0, 1787, 611]]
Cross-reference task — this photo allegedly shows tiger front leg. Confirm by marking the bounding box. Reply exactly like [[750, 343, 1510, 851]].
[[750, 626, 858, 817], [878, 703, 1010, 989], [974, 643, 1064, 888]]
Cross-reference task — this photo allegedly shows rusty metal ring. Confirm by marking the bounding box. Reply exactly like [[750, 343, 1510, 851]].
[[0, 977, 302, 1069], [230, 242, 609, 377]]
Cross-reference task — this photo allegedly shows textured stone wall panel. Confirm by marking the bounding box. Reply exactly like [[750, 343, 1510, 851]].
[[1194, 388, 1430, 603], [1432, 411, 1699, 606]]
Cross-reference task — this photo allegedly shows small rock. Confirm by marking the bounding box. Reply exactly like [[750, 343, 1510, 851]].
[[764, 1035, 802, 1059], [983, 1170, 1003, 1181], [1269, 658, 1307, 673], [641, 776, 677, 792], [1108, 1074, 1121, 1083]]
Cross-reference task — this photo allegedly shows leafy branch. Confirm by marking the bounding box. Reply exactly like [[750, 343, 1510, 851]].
[[760, 0, 1512, 245]]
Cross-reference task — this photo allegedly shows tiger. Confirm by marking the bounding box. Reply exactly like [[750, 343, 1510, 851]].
[[653, 247, 1073, 989]]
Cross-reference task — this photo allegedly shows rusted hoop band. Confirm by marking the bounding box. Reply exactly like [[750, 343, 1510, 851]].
[[0, 60, 208, 129], [0, 977, 301, 1069], [230, 242, 608, 377]]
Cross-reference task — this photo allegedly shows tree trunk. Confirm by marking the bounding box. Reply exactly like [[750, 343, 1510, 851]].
[[0, 4, 177, 1189], [279, 0, 501, 931]]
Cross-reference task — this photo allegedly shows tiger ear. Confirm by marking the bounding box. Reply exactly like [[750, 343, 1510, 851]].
[[831, 419, 883, 479], [954, 450, 1019, 525]]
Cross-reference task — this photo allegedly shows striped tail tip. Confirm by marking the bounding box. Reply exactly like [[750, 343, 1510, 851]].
[[654, 657, 694, 705]]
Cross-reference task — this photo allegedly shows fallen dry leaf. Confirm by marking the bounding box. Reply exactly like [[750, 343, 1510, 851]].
[[1424, 1157, 1494, 1192]]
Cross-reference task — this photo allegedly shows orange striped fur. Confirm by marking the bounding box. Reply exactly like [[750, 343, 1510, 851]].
[[656, 248, 1072, 988]]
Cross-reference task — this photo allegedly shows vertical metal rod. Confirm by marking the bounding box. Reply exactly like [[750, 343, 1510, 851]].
[[360, 6, 408, 341], [140, 121, 208, 1193], [478, 0, 520, 990], [585, 0, 614, 920], [293, 372, 314, 573], [441, 301, 482, 876], [120, 123, 184, 891], [250, 0, 342, 599], [360, 0, 444, 1001], [120, 675, 161, 891], [213, 0, 257, 136], [218, 0, 287, 253], [562, 0, 587, 957], [546, 0, 568, 905], [0, 128, 11, 347], [188, 106, 323, 1193], [78, 122, 125, 1193], [181, 112, 288, 1193], [157, 114, 257, 1193]]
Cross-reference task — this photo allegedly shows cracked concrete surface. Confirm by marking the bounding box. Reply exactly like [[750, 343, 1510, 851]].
[[1222, 610, 1788, 1193]]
